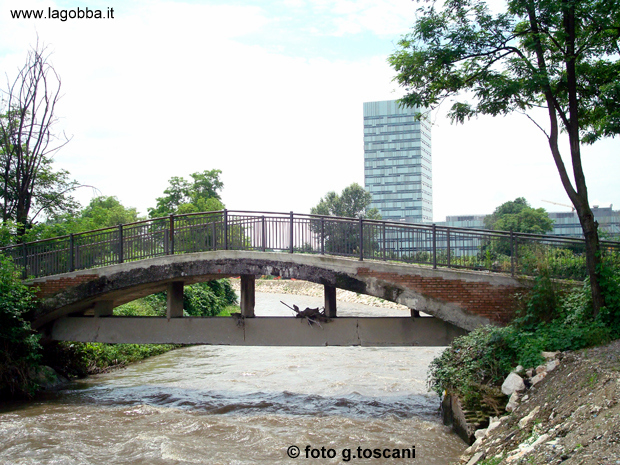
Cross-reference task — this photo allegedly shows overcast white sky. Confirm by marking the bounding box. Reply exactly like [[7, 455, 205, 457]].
[[1, 0, 618, 222]]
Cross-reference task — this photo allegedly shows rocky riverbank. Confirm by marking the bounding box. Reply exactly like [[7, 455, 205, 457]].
[[229, 277, 410, 311], [458, 339, 620, 464]]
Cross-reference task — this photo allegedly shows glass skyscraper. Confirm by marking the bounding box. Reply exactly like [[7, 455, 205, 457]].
[[363, 100, 432, 223]]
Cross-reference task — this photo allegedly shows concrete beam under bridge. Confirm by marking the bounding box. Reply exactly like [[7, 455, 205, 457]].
[[50, 316, 467, 347]]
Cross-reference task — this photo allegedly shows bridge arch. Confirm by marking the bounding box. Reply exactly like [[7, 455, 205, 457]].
[[30, 250, 528, 332]]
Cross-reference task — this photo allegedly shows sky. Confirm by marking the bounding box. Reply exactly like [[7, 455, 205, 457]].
[[1, 0, 618, 222]]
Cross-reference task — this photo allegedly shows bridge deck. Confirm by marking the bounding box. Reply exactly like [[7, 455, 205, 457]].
[[50, 316, 467, 347]]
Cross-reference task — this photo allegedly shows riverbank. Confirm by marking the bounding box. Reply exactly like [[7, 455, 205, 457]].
[[458, 339, 620, 464]]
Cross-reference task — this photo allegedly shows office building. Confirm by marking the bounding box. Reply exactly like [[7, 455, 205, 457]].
[[363, 100, 432, 223], [438, 206, 620, 239]]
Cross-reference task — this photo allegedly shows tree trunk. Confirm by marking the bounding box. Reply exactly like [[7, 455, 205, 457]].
[[577, 205, 604, 317]]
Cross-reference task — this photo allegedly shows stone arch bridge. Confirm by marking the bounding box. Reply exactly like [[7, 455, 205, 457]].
[[3, 209, 603, 347], [29, 251, 527, 347]]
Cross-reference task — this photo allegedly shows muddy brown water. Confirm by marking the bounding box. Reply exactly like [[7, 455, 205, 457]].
[[0, 293, 466, 464]]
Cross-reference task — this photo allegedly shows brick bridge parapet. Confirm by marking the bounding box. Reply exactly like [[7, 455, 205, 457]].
[[28, 250, 531, 331]]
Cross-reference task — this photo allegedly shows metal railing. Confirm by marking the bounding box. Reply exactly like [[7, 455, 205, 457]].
[[2, 209, 619, 280]]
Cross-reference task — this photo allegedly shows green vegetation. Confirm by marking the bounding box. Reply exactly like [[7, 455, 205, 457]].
[[0, 255, 41, 398], [310, 183, 381, 255], [389, 0, 620, 317], [148, 169, 224, 218], [485, 198, 554, 236], [311, 183, 380, 220], [428, 259, 620, 410]]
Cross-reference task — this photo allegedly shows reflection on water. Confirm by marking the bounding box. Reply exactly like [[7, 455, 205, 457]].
[[0, 293, 466, 464]]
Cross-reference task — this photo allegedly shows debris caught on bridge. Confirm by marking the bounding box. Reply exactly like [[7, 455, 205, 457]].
[[230, 312, 245, 327], [280, 301, 331, 328]]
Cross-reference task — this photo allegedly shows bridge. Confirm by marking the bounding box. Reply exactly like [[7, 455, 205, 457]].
[[3, 210, 616, 347]]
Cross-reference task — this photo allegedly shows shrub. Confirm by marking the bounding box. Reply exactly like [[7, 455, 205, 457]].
[[0, 255, 42, 397]]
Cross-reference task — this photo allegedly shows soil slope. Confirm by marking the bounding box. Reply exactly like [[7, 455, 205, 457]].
[[461, 340, 620, 464]]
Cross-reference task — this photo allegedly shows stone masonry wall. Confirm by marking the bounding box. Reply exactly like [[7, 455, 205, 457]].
[[357, 268, 526, 325], [30, 275, 99, 299]]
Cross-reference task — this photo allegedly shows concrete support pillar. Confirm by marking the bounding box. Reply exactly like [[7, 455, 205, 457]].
[[167, 281, 184, 318], [324, 284, 337, 318], [93, 300, 114, 317], [240, 275, 255, 318]]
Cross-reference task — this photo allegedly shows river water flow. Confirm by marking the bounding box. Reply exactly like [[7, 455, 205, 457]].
[[1, 293, 466, 464]]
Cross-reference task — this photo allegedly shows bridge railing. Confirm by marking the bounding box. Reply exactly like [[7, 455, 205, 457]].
[[2, 209, 619, 280]]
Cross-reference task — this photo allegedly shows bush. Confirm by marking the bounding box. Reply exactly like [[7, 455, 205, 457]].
[[43, 341, 179, 377], [0, 255, 42, 397]]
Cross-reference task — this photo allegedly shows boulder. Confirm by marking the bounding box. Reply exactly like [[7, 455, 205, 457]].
[[502, 372, 526, 396], [506, 392, 520, 412]]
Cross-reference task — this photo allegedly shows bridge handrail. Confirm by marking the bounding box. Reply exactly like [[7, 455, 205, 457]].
[[2, 209, 619, 280]]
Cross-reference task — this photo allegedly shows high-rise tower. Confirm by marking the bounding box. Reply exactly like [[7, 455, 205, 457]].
[[363, 100, 432, 223]]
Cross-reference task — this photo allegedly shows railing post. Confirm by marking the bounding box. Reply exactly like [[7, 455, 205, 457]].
[[118, 224, 124, 264], [446, 228, 451, 268], [224, 209, 228, 250], [359, 217, 364, 261], [169, 214, 175, 255], [289, 211, 294, 253], [510, 230, 515, 277], [69, 233, 75, 272], [432, 224, 437, 269], [22, 242, 28, 279], [262, 216, 266, 252], [382, 222, 386, 260], [211, 219, 216, 250], [321, 217, 325, 255]]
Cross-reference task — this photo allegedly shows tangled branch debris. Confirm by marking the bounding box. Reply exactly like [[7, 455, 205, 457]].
[[280, 301, 331, 328]]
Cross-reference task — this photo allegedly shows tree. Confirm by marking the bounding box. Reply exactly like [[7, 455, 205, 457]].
[[22, 196, 141, 242], [310, 183, 381, 219], [310, 183, 381, 254], [389, 0, 620, 316], [148, 169, 224, 218], [0, 41, 79, 236], [485, 197, 554, 234]]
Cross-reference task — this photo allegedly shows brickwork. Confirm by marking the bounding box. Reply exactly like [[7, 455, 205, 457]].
[[30, 275, 99, 299], [357, 268, 526, 325]]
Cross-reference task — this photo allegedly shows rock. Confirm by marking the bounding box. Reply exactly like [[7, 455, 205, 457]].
[[474, 428, 488, 440], [531, 372, 547, 386], [502, 372, 526, 396], [535, 364, 547, 374], [546, 359, 560, 372], [506, 392, 520, 412], [29, 365, 68, 390], [518, 406, 540, 428], [487, 418, 502, 434], [526, 368, 534, 377], [466, 452, 485, 465], [542, 351, 560, 360], [514, 365, 524, 374]]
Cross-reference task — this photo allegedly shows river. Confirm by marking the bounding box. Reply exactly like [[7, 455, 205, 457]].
[[0, 293, 466, 464]]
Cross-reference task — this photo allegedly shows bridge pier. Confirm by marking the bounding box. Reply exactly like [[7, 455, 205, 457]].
[[324, 284, 337, 317], [240, 275, 255, 317], [167, 281, 184, 318], [93, 300, 114, 317]]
